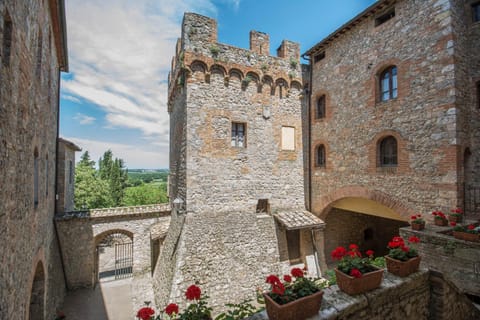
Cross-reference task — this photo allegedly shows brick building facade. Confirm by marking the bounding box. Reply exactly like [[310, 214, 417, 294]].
[[0, 1, 68, 319], [304, 0, 480, 263]]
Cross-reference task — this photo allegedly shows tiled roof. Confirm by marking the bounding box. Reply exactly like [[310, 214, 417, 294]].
[[274, 209, 325, 230]]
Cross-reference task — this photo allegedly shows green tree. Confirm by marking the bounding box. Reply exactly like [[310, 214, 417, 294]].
[[98, 150, 128, 206], [74, 151, 114, 209], [122, 183, 168, 206]]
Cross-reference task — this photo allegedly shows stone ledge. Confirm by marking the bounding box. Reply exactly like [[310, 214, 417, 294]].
[[248, 270, 430, 320]]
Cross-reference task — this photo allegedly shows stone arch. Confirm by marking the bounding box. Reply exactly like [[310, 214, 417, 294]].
[[315, 185, 414, 221], [190, 60, 207, 82], [274, 78, 289, 98], [290, 80, 302, 92], [27, 250, 46, 320], [229, 68, 244, 80], [245, 71, 260, 83], [94, 229, 134, 282], [262, 75, 274, 95], [210, 64, 227, 77]]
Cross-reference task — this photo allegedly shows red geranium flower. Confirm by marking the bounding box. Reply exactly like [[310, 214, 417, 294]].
[[366, 249, 374, 257], [408, 236, 420, 243], [283, 275, 292, 283], [291, 267, 304, 278], [450, 221, 457, 227], [185, 285, 202, 301], [165, 303, 179, 316], [331, 246, 347, 260], [401, 245, 410, 252], [137, 307, 155, 320], [266, 275, 281, 285], [349, 268, 362, 278], [349, 244, 359, 250], [272, 282, 285, 295], [468, 224, 475, 230]]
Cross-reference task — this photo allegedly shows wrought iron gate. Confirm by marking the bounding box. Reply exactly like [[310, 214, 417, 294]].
[[114, 242, 133, 279]]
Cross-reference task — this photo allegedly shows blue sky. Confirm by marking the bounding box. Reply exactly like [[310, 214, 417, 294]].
[[60, 0, 377, 169]]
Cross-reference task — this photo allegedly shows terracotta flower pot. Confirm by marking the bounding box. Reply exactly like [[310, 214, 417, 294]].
[[434, 219, 448, 226], [448, 215, 462, 223], [411, 223, 425, 231], [385, 256, 421, 277], [334, 267, 383, 295], [263, 291, 324, 320], [453, 231, 480, 242]]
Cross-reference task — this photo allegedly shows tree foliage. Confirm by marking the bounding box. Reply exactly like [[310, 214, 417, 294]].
[[74, 150, 168, 209]]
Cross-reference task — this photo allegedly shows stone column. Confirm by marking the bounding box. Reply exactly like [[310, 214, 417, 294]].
[[312, 228, 328, 275]]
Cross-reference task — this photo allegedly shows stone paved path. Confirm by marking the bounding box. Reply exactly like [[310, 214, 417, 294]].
[[62, 278, 134, 320]]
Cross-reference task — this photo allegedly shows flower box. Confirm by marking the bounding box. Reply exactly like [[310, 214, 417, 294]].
[[385, 256, 421, 277], [434, 219, 448, 226], [263, 291, 323, 320], [448, 215, 462, 223], [334, 267, 383, 295], [411, 223, 425, 231], [453, 231, 480, 242]]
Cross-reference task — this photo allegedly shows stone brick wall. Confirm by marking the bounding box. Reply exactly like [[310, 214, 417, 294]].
[[249, 270, 480, 319], [55, 209, 170, 289], [56, 138, 80, 213], [307, 0, 463, 219], [324, 208, 408, 265], [0, 1, 67, 319], [400, 226, 480, 297]]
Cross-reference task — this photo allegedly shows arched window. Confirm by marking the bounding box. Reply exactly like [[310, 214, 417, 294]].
[[316, 95, 326, 119], [34, 148, 39, 207], [315, 145, 326, 168], [380, 66, 397, 101], [379, 136, 397, 167]]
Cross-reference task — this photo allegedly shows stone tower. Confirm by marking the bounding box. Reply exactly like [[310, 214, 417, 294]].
[[155, 12, 323, 310]]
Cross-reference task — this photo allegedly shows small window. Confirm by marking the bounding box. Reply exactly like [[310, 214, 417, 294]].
[[2, 12, 13, 67], [34, 149, 39, 207], [380, 66, 398, 101], [316, 95, 326, 119], [256, 199, 270, 213], [473, 2, 480, 22], [45, 155, 48, 196], [477, 81, 480, 109], [231, 122, 246, 148], [35, 31, 42, 79], [281, 126, 295, 151], [375, 8, 395, 27], [315, 145, 325, 168], [69, 160, 73, 184], [379, 136, 398, 167], [314, 51, 325, 63]]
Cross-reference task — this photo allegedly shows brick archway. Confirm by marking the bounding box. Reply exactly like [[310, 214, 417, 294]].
[[315, 185, 415, 221]]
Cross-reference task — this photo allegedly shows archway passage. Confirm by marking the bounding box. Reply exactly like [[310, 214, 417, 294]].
[[324, 198, 409, 267], [96, 232, 133, 282], [29, 262, 45, 320]]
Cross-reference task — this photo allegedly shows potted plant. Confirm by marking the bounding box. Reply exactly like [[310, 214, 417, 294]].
[[331, 245, 383, 295], [432, 211, 448, 226], [410, 214, 425, 230], [448, 207, 463, 223], [136, 285, 212, 320], [263, 267, 324, 320], [451, 222, 480, 242], [385, 235, 421, 277]]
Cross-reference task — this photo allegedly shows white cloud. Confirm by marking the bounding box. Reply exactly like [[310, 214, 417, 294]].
[[62, 0, 218, 143], [64, 136, 169, 169], [62, 94, 82, 104], [74, 113, 96, 125]]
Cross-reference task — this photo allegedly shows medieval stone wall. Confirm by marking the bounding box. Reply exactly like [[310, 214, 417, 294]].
[[0, 1, 66, 319], [56, 139, 78, 213], [309, 0, 461, 219], [55, 210, 170, 289], [161, 12, 307, 311]]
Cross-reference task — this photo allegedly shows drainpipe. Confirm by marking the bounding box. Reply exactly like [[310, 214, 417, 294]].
[[54, 68, 69, 288], [310, 229, 321, 277]]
